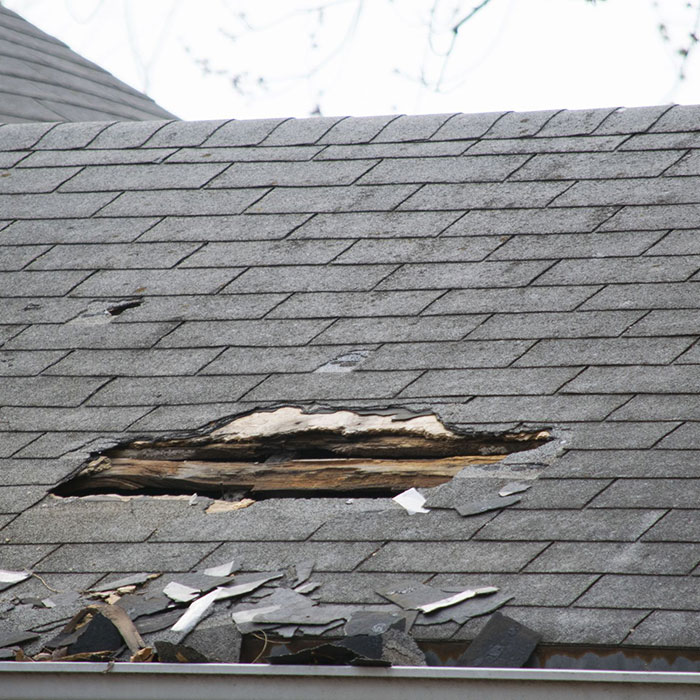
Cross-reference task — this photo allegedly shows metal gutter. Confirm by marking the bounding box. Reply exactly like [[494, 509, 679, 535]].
[[1, 662, 699, 700]]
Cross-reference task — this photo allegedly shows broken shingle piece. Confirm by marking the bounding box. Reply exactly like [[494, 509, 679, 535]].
[[418, 586, 498, 614], [457, 612, 540, 667], [0, 570, 32, 592], [344, 610, 417, 636], [393, 488, 430, 514], [498, 482, 532, 497], [163, 582, 200, 603], [455, 494, 521, 517], [88, 573, 159, 592], [202, 561, 237, 577], [416, 590, 514, 625]]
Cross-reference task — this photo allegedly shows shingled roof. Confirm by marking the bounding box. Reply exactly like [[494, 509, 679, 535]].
[[0, 4, 175, 122], [0, 105, 699, 663]]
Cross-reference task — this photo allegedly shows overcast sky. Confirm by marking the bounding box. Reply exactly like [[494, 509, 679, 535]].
[[6, 0, 700, 120]]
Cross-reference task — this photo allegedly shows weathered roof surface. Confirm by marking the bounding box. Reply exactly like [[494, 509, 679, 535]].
[[0, 4, 175, 122], [0, 105, 699, 652]]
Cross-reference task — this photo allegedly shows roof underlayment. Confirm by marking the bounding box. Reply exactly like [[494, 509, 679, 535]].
[[0, 98, 699, 668]]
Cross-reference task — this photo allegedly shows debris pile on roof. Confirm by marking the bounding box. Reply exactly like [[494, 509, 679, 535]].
[[0, 558, 534, 666]]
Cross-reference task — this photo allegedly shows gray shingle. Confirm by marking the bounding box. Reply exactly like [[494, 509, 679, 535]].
[[537, 108, 616, 136], [318, 115, 398, 144], [618, 131, 700, 150], [261, 116, 344, 146], [375, 113, 456, 142], [555, 176, 700, 207], [139, 214, 310, 242], [663, 151, 700, 176], [474, 509, 664, 542], [377, 260, 550, 290], [443, 206, 617, 235], [14, 431, 98, 459], [399, 367, 578, 398], [359, 541, 546, 572], [0, 165, 80, 193], [0, 543, 56, 569], [425, 286, 598, 315], [86, 120, 171, 149], [514, 337, 693, 366], [0, 324, 23, 345], [32, 121, 111, 149], [0, 484, 46, 513], [546, 450, 700, 479], [141, 119, 229, 147], [592, 105, 671, 135], [526, 542, 700, 575], [0, 121, 56, 150], [96, 188, 265, 217], [0, 432, 41, 457], [562, 365, 700, 394], [245, 370, 420, 401], [86, 375, 262, 406], [476, 607, 646, 646], [0, 217, 159, 244], [624, 611, 700, 647], [198, 541, 377, 572], [0, 244, 50, 270], [0, 192, 116, 218], [625, 310, 700, 337], [207, 160, 376, 188], [431, 572, 595, 607], [644, 229, 700, 256], [126, 403, 245, 432], [291, 211, 461, 238], [581, 282, 700, 311], [642, 510, 700, 542], [467, 310, 643, 340], [166, 145, 322, 163], [180, 239, 351, 267], [158, 319, 329, 348], [512, 150, 684, 181], [359, 155, 528, 184], [513, 478, 611, 509], [0, 376, 106, 407], [311, 510, 492, 542], [609, 395, 700, 421], [18, 148, 176, 167], [361, 340, 533, 370], [0, 349, 66, 375], [71, 269, 240, 296], [312, 315, 487, 344], [317, 141, 470, 160], [37, 541, 217, 572], [201, 118, 288, 147], [428, 112, 505, 140], [5, 323, 176, 350], [657, 422, 700, 449], [0, 406, 147, 432], [590, 479, 700, 509], [550, 421, 678, 450], [102, 294, 287, 322], [649, 104, 700, 132], [467, 135, 625, 155], [60, 163, 226, 192], [600, 203, 700, 231], [200, 345, 371, 375], [536, 256, 700, 285], [45, 348, 220, 376], [0, 150, 28, 168], [222, 264, 395, 293], [399, 181, 569, 210], [27, 242, 200, 270], [673, 342, 700, 364], [0, 270, 88, 296], [489, 231, 664, 260], [268, 291, 440, 318], [576, 574, 699, 610], [247, 185, 417, 214], [483, 110, 559, 138]]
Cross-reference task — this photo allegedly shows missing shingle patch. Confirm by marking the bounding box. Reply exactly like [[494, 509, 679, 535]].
[[53, 407, 550, 499], [69, 298, 142, 325]]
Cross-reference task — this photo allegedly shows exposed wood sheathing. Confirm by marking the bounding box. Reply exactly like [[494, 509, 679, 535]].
[[55, 408, 550, 496]]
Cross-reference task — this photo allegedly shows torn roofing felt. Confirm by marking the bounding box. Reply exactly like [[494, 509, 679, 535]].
[[0, 99, 699, 655], [53, 406, 550, 497], [0, 4, 176, 122]]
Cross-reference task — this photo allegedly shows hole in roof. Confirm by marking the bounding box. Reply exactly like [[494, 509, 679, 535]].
[[52, 407, 551, 499]]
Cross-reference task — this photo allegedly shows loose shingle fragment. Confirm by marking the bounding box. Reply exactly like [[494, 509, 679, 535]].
[[457, 612, 540, 668]]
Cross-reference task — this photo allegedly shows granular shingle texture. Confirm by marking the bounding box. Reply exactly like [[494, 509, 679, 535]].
[[1, 102, 699, 652], [0, 4, 174, 122]]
